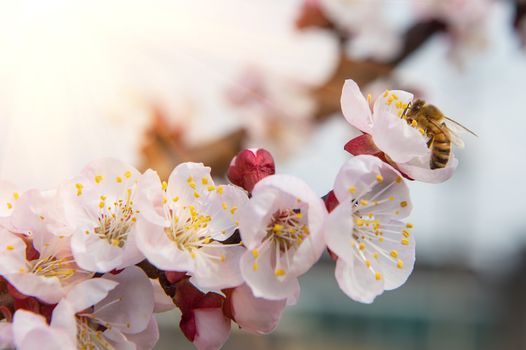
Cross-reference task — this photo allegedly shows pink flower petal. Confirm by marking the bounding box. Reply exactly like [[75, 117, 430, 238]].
[[341, 80, 373, 133], [230, 283, 286, 334], [192, 308, 231, 350]]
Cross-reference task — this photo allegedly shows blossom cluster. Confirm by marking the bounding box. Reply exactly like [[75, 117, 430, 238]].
[[0, 79, 467, 350]]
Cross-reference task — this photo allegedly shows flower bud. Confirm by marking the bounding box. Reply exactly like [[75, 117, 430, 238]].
[[227, 149, 275, 192], [175, 280, 231, 350], [224, 284, 286, 335]]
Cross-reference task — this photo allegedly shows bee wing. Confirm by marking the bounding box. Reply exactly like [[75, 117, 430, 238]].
[[448, 129, 465, 149], [444, 116, 478, 137]]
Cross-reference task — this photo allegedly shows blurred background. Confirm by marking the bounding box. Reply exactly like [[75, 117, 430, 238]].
[[1, 0, 526, 349]]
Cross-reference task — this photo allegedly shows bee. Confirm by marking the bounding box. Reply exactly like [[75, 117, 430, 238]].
[[403, 99, 477, 169]]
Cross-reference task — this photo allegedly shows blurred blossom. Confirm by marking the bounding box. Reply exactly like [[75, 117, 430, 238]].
[[318, 0, 408, 61], [0, 0, 338, 189], [226, 68, 317, 156], [412, 0, 493, 62]]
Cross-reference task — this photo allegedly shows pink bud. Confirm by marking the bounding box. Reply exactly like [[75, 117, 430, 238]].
[[227, 149, 275, 192], [225, 284, 286, 335], [175, 280, 231, 350]]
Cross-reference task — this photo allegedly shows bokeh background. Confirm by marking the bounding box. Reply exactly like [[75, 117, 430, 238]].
[[1, 0, 526, 349]]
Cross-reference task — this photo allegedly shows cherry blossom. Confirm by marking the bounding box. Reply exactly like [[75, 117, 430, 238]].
[[65, 158, 144, 273], [135, 163, 248, 291], [0, 188, 93, 304], [341, 79, 459, 183], [325, 155, 415, 303], [238, 174, 327, 301], [0, 181, 20, 230], [11, 266, 157, 350]]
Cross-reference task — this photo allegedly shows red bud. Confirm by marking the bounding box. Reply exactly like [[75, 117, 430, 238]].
[[227, 149, 275, 192]]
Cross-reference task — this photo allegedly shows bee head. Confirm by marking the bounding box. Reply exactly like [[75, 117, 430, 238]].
[[409, 99, 425, 113]]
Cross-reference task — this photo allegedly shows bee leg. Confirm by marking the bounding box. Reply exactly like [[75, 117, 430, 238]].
[[426, 137, 433, 148]]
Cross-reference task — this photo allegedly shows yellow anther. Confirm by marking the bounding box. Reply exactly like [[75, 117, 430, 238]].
[[406, 223, 414, 229], [203, 237, 211, 245], [189, 181, 197, 189], [191, 251, 197, 259], [392, 93, 398, 100], [252, 249, 259, 258], [187, 176, 193, 183], [402, 230, 411, 238], [390, 250, 399, 258], [376, 175, 384, 183], [375, 272, 382, 281], [383, 90, 389, 98], [365, 259, 372, 268], [359, 242, 366, 251], [295, 212, 303, 219], [6, 245, 14, 251], [373, 252, 379, 259], [95, 175, 103, 184], [411, 120, 418, 128], [202, 177, 209, 185], [162, 196, 168, 204], [235, 220, 240, 226], [99, 201, 105, 209], [230, 207, 237, 215], [389, 196, 395, 201], [19, 267, 26, 273], [111, 239, 120, 246], [162, 181, 168, 191], [173, 196, 180, 202], [348, 186, 357, 194], [400, 201, 408, 208], [401, 239, 410, 246], [207, 185, 216, 192], [419, 128, 426, 135], [360, 199, 369, 206], [252, 262, 259, 271], [7, 202, 13, 209], [275, 269, 286, 277], [356, 219, 364, 227], [387, 97, 394, 105], [12, 192, 19, 200], [397, 259, 404, 269], [367, 94, 372, 104], [194, 192, 200, 199], [220, 255, 225, 263], [379, 237, 385, 242], [216, 186, 224, 194], [75, 183, 84, 196], [395, 176, 402, 184], [222, 202, 228, 210], [115, 176, 123, 183], [100, 195, 106, 201], [124, 171, 132, 179], [273, 224, 284, 232]]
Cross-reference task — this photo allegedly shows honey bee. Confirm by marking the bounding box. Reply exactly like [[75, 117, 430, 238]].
[[403, 99, 477, 169]]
